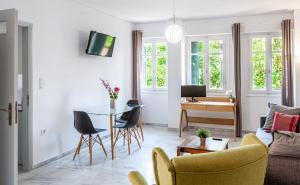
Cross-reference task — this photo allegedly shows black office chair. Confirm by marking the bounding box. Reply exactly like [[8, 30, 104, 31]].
[[73, 111, 107, 165], [113, 106, 141, 155], [115, 99, 144, 141]]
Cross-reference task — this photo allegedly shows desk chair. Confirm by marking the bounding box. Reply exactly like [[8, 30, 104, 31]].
[[73, 111, 107, 165], [113, 106, 141, 155]]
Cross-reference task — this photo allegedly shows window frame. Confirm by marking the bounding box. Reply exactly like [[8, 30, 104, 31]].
[[247, 33, 282, 95], [142, 38, 168, 91], [186, 35, 229, 94]]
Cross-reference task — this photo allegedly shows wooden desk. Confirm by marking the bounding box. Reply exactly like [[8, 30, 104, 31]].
[[179, 97, 237, 140]]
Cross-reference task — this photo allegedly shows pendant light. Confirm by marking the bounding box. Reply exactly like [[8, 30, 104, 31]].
[[165, 0, 183, 44]]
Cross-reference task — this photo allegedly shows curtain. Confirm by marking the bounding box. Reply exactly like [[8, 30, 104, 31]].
[[281, 19, 294, 107], [232, 23, 242, 137], [132, 30, 143, 102]]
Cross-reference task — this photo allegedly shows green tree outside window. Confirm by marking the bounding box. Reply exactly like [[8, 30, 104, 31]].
[[142, 42, 168, 89], [251, 36, 282, 92], [209, 40, 223, 89]]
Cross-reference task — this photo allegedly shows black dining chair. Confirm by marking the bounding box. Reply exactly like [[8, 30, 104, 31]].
[[113, 106, 141, 155], [73, 111, 107, 165], [115, 99, 144, 141]]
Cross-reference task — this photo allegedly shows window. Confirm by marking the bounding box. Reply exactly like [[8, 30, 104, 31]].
[[249, 34, 282, 93], [142, 39, 168, 90], [189, 37, 226, 91]]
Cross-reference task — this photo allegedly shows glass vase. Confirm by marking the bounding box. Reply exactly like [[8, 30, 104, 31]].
[[110, 99, 116, 109]]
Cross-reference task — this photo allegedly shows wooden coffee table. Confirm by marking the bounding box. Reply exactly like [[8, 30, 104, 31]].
[[177, 136, 229, 156]]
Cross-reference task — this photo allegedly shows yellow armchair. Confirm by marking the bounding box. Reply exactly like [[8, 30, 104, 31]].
[[128, 133, 268, 185]]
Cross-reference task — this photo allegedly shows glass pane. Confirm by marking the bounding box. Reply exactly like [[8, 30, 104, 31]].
[[191, 55, 204, 85], [252, 53, 266, 90], [209, 40, 223, 53], [272, 37, 282, 52], [156, 55, 167, 88], [143, 43, 152, 56], [209, 54, 222, 89], [272, 53, 282, 90], [191, 41, 204, 54], [145, 56, 152, 87], [252, 38, 265, 52], [156, 42, 167, 55]]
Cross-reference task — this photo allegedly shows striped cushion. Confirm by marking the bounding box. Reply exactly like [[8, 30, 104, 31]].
[[272, 112, 299, 132]]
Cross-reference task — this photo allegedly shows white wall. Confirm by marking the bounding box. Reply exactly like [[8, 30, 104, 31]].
[[0, 0, 132, 166], [135, 12, 293, 131], [294, 10, 300, 107], [141, 91, 168, 124]]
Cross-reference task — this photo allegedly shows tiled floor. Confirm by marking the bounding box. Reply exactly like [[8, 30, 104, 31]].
[[18, 125, 241, 185]]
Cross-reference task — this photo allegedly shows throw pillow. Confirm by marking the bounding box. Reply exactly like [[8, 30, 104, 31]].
[[263, 104, 300, 130], [269, 131, 300, 159], [272, 112, 299, 132]]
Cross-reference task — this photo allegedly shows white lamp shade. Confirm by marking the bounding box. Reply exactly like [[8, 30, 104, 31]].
[[165, 24, 183, 44]]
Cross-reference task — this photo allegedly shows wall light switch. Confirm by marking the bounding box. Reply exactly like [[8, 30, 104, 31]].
[[39, 78, 45, 89]]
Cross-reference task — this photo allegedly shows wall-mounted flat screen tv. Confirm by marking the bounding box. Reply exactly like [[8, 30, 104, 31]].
[[85, 31, 116, 57]]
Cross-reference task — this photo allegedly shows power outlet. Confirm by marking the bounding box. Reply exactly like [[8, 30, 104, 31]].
[[40, 129, 46, 135]]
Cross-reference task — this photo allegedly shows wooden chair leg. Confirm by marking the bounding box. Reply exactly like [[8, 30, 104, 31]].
[[89, 134, 93, 165], [73, 135, 83, 160], [139, 124, 144, 141], [127, 129, 131, 155], [113, 130, 121, 149], [132, 129, 141, 149], [129, 130, 132, 144], [77, 134, 83, 154], [123, 130, 126, 146], [97, 134, 107, 156], [135, 127, 141, 139]]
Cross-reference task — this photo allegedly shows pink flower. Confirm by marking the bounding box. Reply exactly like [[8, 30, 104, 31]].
[[114, 87, 120, 92], [100, 79, 120, 100]]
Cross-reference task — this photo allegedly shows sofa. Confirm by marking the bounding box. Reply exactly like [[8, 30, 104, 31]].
[[128, 134, 268, 185], [256, 116, 300, 185]]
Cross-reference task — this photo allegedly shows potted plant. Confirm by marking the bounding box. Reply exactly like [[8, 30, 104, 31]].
[[100, 79, 120, 109], [225, 90, 234, 103], [195, 128, 210, 146]]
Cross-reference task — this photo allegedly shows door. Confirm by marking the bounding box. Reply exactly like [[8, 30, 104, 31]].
[[18, 24, 31, 171], [0, 9, 18, 185]]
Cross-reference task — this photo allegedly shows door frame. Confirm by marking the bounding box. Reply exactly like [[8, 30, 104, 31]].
[[18, 21, 33, 171]]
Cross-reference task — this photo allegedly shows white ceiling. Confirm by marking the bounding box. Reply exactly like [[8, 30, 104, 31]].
[[75, 0, 300, 23]]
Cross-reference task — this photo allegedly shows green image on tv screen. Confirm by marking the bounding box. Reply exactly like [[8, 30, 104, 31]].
[[86, 31, 116, 57]]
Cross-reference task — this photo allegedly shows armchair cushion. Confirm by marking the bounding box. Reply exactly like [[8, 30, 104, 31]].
[[173, 134, 268, 173], [152, 147, 175, 185], [173, 144, 267, 172], [128, 171, 148, 185]]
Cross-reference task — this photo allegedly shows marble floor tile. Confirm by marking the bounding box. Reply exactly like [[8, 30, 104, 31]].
[[18, 125, 242, 185]]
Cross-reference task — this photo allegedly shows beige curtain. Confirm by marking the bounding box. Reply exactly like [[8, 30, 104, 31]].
[[132, 30, 143, 102], [281, 19, 294, 107], [232, 23, 242, 137]]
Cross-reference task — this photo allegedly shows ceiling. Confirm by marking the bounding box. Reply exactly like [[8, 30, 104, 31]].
[[75, 0, 300, 23]]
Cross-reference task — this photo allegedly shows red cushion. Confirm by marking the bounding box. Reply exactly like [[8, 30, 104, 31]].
[[272, 112, 300, 132]]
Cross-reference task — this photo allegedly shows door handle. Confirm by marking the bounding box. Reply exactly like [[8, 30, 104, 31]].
[[0, 108, 9, 112], [15, 101, 18, 124], [0, 103, 12, 126]]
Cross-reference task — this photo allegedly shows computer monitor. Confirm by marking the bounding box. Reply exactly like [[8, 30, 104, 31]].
[[181, 85, 206, 102]]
